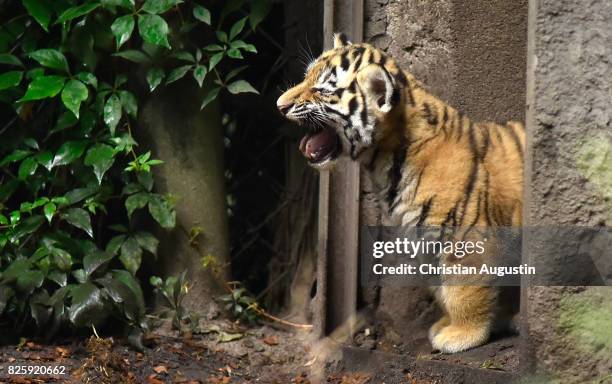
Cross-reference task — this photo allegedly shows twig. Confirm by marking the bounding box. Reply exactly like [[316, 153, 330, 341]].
[[253, 307, 313, 329]]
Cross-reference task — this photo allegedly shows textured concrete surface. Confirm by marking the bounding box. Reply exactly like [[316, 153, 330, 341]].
[[523, 0, 612, 381], [361, 0, 528, 361]]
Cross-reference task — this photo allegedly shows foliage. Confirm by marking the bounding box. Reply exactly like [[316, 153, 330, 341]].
[[218, 282, 260, 324], [149, 271, 196, 332], [0, 0, 269, 340]]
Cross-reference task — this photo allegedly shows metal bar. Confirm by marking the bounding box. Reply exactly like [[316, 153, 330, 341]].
[[314, 0, 335, 338], [317, 0, 364, 335]]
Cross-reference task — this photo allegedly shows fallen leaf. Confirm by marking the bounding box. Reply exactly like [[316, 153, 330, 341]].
[[55, 346, 70, 357], [147, 373, 164, 384], [262, 335, 278, 346], [153, 365, 168, 374], [217, 331, 243, 343]]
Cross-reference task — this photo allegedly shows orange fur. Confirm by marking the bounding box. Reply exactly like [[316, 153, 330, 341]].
[[278, 34, 524, 353]]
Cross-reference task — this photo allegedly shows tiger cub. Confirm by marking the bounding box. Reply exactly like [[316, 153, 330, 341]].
[[277, 33, 524, 353]]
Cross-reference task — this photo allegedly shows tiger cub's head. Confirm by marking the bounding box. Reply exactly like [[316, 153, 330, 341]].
[[277, 33, 407, 170]]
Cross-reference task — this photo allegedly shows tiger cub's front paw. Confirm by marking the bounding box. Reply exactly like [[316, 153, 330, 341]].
[[428, 316, 450, 342], [430, 324, 489, 354]]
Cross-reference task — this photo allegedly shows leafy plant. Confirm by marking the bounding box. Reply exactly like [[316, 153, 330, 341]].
[[0, 0, 269, 340], [149, 271, 196, 332], [218, 282, 260, 324]]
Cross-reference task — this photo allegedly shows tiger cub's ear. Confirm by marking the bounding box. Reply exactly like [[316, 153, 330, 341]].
[[357, 64, 398, 114], [333, 33, 351, 48]]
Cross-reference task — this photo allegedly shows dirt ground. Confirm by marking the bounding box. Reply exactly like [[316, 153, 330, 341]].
[[0, 318, 520, 384], [0, 319, 379, 384]]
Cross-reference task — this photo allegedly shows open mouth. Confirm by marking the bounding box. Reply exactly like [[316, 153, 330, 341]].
[[299, 127, 341, 165]]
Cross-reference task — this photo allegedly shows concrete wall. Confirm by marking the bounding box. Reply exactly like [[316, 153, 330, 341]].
[[523, 0, 612, 381], [362, 0, 528, 352]]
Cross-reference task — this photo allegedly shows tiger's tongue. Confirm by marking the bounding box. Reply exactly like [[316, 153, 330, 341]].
[[299, 129, 338, 162]]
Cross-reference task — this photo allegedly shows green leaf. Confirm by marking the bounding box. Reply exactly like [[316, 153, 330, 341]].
[[146, 67, 164, 91], [103, 94, 122, 135], [193, 4, 211, 25], [165, 65, 192, 85], [230, 40, 257, 53], [36, 150, 54, 170], [101, 0, 135, 9], [61, 208, 93, 237], [0, 54, 23, 66], [138, 14, 170, 48], [0, 180, 19, 203], [125, 192, 149, 218], [0, 149, 32, 167], [227, 79, 258, 94], [84, 144, 116, 183], [148, 194, 175, 229], [249, 0, 270, 30], [193, 65, 207, 87], [142, 0, 182, 14], [56, 2, 101, 24], [203, 44, 224, 52], [115, 74, 128, 87], [112, 50, 151, 63], [111, 14, 135, 49], [209, 52, 224, 70], [50, 246, 73, 271], [134, 231, 158, 255], [18, 157, 38, 180], [137, 171, 154, 191], [28, 49, 69, 73], [2, 259, 30, 282], [72, 269, 87, 283], [76, 72, 98, 88], [216, 31, 228, 43], [19, 75, 66, 101], [83, 250, 114, 276], [22, 0, 52, 31], [0, 71, 23, 90], [119, 90, 137, 117], [149, 276, 162, 287], [24, 138, 39, 150], [119, 236, 142, 275], [61, 79, 88, 118], [111, 269, 145, 317], [43, 202, 56, 223], [227, 48, 243, 59], [52, 140, 87, 168], [13, 215, 45, 243], [200, 86, 220, 110], [16, 270, 44, 294], [69, 283, 106, 327], [65, 184, 99, 205], [171, 51, 195, 62], [229, 17, 248, 40], [106, 234, 126, 254], [47, 270, 67, 287]]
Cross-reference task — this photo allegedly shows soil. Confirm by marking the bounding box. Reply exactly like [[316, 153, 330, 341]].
[[0, 319, 521, 384]]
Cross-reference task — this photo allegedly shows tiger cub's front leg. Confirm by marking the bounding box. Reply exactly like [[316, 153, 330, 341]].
[[428, 285, 496, 353]]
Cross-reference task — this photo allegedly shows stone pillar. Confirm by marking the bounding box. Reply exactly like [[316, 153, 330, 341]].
[[363, 0, 528, 351], [523, 0, 612, 381]]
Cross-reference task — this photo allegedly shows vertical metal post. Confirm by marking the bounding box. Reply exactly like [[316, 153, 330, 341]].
[[315, 0, 363, 336]]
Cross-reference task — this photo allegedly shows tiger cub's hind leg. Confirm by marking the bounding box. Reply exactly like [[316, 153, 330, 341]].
[[429, 286, 496, 353]]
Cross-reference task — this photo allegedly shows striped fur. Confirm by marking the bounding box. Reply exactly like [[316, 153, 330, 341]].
[[278, 33, 524, 353]]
